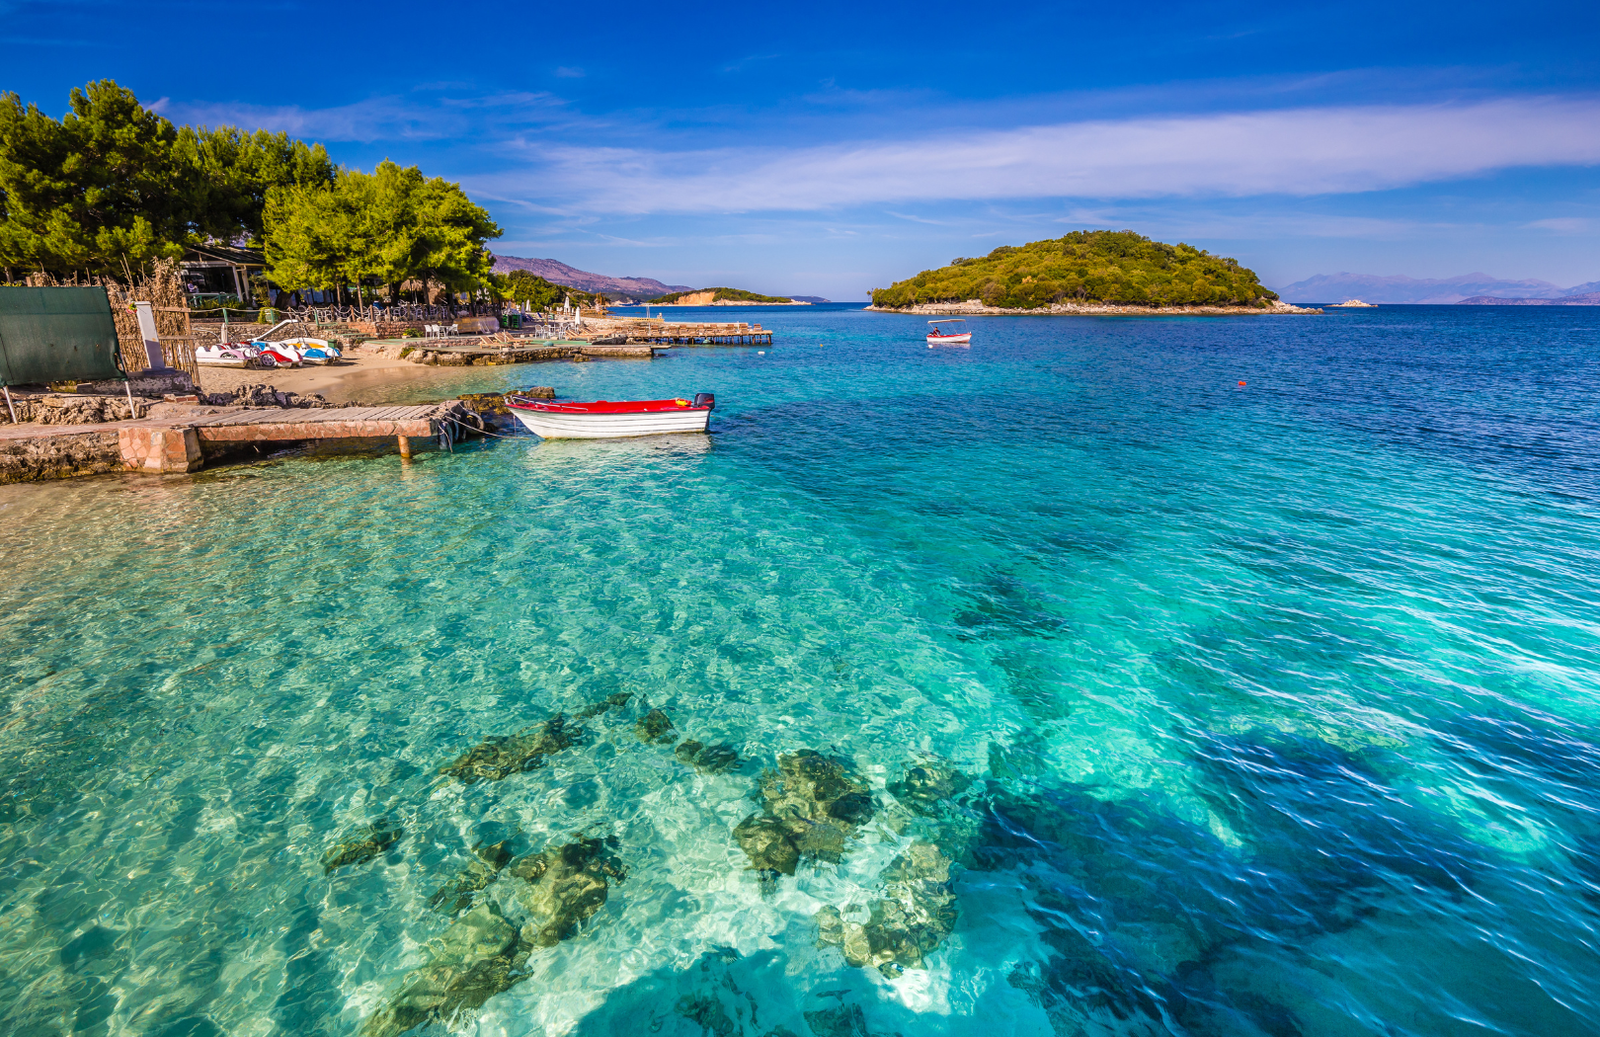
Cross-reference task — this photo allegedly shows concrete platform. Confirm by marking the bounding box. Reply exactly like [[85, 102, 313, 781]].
[[1, 404, 467, 481]]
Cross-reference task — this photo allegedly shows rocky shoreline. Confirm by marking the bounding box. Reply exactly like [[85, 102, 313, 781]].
[[868, 299, 1321, 316]]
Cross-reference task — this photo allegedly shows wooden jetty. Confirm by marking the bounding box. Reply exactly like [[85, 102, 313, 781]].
[[618, 320, 771, 345], [2, 402, 477, 481], [403, 340, 658, 364]]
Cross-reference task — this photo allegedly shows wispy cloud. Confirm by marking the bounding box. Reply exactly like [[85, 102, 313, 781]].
[[554, 67, 585, 79], [498, 97, 1600, 213], [155, 91, 572, 143], [1524, 217, 1595, 233]]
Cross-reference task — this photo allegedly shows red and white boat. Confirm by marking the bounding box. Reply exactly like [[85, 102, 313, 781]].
[[926, 319, 971, 346], [506, 393, 715, 439]]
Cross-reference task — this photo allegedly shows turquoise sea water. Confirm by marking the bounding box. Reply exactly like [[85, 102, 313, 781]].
[[4, 303, 1600, 1037]]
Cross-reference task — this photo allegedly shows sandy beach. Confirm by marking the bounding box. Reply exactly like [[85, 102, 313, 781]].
[[194, 351, 426, 398]]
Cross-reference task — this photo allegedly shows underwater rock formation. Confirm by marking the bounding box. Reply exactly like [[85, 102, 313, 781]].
[[577, 691, 634, 720], [428, 840, 515, 915], [816, 840, 957, 975], [636, 708, 678, 744], [440, 714, 581, 783], [506, 836, 628, 947], [734, 750, 875, 878], [674, 740, 742, 774], [887, 762, 973, 816], [360, 901, 528, 1037], [321, 820, 405, 873], [363, 837, 628, 1037]]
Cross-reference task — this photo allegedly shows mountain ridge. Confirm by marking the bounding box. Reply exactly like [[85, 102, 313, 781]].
[[491, 255, 693, 298], [1274, 271, 1596, 304], [1458, 292, 1600, 306]]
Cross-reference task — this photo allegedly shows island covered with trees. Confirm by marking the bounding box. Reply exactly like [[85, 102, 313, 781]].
[[870, 230, 1311, 314], [647, 287, 803, 305]]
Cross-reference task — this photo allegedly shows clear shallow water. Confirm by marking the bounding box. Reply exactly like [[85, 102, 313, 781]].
[[5, 303, 1600, 1037]]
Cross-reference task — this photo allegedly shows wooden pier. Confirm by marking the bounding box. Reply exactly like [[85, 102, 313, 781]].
[[620, 320, 772, 346]]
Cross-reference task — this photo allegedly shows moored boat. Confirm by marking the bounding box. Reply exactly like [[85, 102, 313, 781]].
[[275, 337, 340, 364], [507, 394, 715, 439], [195, 344, 253, 368], [253, 341, 303, 367], [926, 319, 971, 346]]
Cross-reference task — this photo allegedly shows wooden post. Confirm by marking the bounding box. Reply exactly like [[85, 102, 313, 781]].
[[397, 435, 411, 459]]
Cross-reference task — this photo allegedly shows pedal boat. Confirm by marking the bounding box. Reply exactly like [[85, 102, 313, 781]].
[[506, 393, 715, 439], [195, 344, 253, 368], [274, 337, 339, 364]]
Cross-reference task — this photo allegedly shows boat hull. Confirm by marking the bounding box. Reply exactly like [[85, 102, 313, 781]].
[[195, 356, 249, 368], [509, 406, 711, 439], [927, 334, 971, 346]]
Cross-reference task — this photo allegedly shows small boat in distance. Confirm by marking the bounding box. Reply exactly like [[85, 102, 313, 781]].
[[1329, 299, 1378, 308], [507, 394, 715, 439], [927, 319, 971, 346]]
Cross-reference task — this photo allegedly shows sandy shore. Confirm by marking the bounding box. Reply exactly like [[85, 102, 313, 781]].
[[195, 352, 424, 398]]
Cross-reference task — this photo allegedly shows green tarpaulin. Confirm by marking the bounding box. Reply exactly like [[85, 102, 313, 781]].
[[0, 287, 124, 386]]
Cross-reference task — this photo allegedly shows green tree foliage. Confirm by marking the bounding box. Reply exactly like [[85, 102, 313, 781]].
[[870, 231, 1279, 310], [262, 160, 501, 299], [0, 81, 186, 274], [0, 80, 337, 277], [492, 269, 595, 310], [176, 125, 335, 245]]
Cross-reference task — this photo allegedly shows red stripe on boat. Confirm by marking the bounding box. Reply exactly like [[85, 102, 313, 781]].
[[506, 398, 707, 414]]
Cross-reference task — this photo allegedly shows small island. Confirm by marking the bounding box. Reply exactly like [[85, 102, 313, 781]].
[[1329, 299, 1378, 308], [869, 230, 1318, 315], [649, 287, 811, 306]]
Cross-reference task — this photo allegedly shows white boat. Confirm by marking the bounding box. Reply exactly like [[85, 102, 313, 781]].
[[926, 319, 971, 346], [195, 344, 253, 368], [507, 394, 715, 439], [274, 337, 340, 364]]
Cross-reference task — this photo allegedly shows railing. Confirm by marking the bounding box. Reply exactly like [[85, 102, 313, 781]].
[[281, 303, 480, 324]]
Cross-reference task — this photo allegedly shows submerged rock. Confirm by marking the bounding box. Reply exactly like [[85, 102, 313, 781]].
[[360, 901, 529, 1037], [674, 740, 742, 774], [887, 762, 972, 816], [440, 714, 581, 783], [321, 820, 405, 873], [507, 836, 628, 947], [428, 840, 515, 915], [636, 708, 678, 744], [577, 691, 634, 720], [363, 837, 628, 1037], [816, 840, 957, 975], [734, 750, 875, 878]]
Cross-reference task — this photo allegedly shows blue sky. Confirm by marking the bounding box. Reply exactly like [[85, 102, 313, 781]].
[[5, 0, 1599, 298]]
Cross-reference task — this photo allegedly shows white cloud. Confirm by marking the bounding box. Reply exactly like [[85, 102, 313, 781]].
[[501, 97, 1600, 213], [1524, 217, 1595, 233], [157, 91, 572, 143]]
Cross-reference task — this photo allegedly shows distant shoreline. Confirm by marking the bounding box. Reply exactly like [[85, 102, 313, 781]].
[[650, 300, 813, 307], [867, 300, 1322, 316]]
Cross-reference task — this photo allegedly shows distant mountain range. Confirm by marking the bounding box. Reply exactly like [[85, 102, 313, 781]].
[[491, 255, 692, 298], [1458, 291, 1600, 305], [1275, 272, 1600, 305], [489, 255, 826, 304]]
